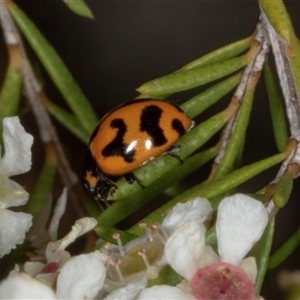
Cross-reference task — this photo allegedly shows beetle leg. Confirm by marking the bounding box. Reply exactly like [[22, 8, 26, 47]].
[[100, 172, 119, 189], [165, 144, 183, 164], [124, 172, 145, 189], [95, 194, 111, 210]]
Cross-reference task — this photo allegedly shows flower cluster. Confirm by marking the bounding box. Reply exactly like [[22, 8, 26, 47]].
[[0, 117, 269, 299], [0, 117, 33, 258], [161, 194, 268, 300]]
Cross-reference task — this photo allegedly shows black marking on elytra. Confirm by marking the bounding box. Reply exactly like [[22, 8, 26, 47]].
[[172, 118, 186, 136], [140, 105, 167, 147], [102, 118, 135, 162]]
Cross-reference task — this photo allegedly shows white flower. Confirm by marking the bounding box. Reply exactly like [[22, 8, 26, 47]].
[[45, 216, 99, 263], [3, 212, 106, 299], [164, 220, 206, 281], [104, 276, 147, 300], [162, 194, 268, 299], [24, 188, 107, 299], [137, 285, 195, 300], [0, 273, 57, 299], [216, 194, 269, 265], [163, 197, 212, 281], [164, 194, 268, 280], [162, 197, 213, 234], [48, 187, 68, 241], [1, 252, 107, 300], [0, 117, 33, 257], [57, 252, 107, 299], [25, 216, 101, 287]]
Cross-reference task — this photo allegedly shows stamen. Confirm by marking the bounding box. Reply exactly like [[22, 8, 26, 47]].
[[113, 233, 125, 257], [139, 222, 153, 241], [113, 258, 125, 281], [150, 223, 158, 232], [220, 268, 231, 294], [103, 242, 112, 255], [150, 224, 166, 245], [138, 247, 160, 280], [138, 248, 151, 269], [107, 258, 115, 279], [154, 222, 169, 240]]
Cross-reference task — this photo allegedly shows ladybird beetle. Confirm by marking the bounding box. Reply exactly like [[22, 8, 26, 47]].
[[84, 99, 192, 210]]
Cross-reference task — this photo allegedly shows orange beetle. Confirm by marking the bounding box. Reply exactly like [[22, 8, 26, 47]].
[[84, 99, 192, 210]]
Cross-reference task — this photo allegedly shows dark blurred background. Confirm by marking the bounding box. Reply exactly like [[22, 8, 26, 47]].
[[2, 1, 300, 298]]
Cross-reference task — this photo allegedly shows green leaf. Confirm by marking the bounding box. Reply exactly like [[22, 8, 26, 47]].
[[135, 151, 286, 229], [273, 173, 293, 209], [179, 35, 253, 70], [253, 220, 275, 293], [136, 36, 249, 100], [8, 2, 98, 135], [211, 80, 255, 181], [181, 73, 242, 119], [97, 147, 218, 229], [82, 196, 101, 219], [0, 60, 22, 128], [26, 158, 57, 218], [205, 225, 218, 251], [63, 0, 94, 19], [136, 56, 248, 96], [44, 98, 89, 144], [165, 265, 183, 286], [263, 63, 288, 152], [268, 224, 300, 269], [259, 0, 296, 44], [163, 182, 189, 198]]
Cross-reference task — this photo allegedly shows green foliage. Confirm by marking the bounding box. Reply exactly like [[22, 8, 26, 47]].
[[1, 0, 300, 296]]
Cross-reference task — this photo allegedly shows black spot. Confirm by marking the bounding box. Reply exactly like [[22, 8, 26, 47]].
[[102, 118, 135, 162], [140, 105, 167, 146], [172, 118, 186, 137]]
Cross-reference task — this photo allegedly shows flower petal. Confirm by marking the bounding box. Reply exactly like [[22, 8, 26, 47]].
[[0, 209, 32, 258], [48, 187, 67, 241], [162, 197, 212, 234], [197, 245, 220, 269], [104, 276, 147, 300], [56, 252, 106, 299], [0, 117, 33, 177], [217, 194, 268, 265], [24, 261, 45, 277], [46, 217, 97, 262], [0, 176, 29, 209], [0, 273, 56, 299], [137, 285, 195, 299], [239, 257, 257, 284], [165, 220, 206, 281]]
